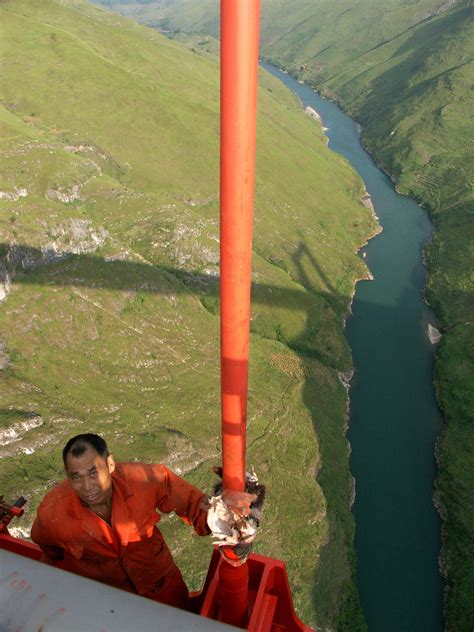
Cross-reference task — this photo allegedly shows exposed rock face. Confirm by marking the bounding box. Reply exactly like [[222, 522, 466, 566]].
[[8, 526, 31, 539], [0, 415, 44, 446], [361, 193, 375, 213], [305, 105, 321, 122], [48, 218, 110, 254], [46, 185, 83, 204], [0, 188, 28, 201], [428, 323, 442, 344], [0, 248, 15, 303], [338, 369, 354, 392], [0, 220, 110, 302], [0, 342, 10, 370], [421, 0, 458, 21], [0, 266, 12, 302]]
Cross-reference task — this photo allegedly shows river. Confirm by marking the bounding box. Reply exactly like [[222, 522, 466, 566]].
[[262, 62, 444, 631]]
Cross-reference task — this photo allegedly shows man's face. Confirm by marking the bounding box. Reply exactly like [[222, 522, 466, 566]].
[[65, 445, 115, 507]]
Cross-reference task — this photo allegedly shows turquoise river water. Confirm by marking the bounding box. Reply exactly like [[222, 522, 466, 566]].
[[262, 63, 444, 631]]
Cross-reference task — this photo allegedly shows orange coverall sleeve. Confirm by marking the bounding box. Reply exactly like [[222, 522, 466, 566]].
[[31, 512, 65, 562], [149, 464, 210, 536]]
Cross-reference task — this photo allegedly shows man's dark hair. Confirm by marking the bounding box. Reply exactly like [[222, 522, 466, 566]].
[[62, 433, 109, 466]]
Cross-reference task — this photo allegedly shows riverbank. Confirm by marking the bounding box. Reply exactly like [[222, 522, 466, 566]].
[[258, 9, 474, 624], [298, 68, 474, 632], [264, 51, 473, 629], [261, 64, 382, 631], [262, 62, 445, 630]]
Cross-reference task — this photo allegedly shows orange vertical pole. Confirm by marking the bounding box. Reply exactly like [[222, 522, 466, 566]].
[[219, 0, 260, 627], [220, 0, 260, 493]]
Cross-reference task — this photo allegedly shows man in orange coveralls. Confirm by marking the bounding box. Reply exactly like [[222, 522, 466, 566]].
[[31, 433, 251, 609]]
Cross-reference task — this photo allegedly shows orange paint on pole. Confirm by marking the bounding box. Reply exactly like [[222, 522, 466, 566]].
[[219, 0, 260, 626], [220, 0, 260, 494]]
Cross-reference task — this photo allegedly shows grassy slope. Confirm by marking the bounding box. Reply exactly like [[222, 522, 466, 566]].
[[123, 1, 474, 628], [0, 1, 378, 628], [259, 6, 474, 631]]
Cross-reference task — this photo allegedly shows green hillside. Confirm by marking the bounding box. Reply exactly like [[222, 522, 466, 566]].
[[0, 1, 378, 628], [257, 6, 474, 631], [107, 1, 474, 628]]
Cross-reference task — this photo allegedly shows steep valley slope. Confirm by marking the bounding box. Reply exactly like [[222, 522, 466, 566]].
[[0, 1, 378, 628]]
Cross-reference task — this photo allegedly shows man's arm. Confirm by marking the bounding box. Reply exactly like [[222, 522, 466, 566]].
[[149, 464, 210, 535]]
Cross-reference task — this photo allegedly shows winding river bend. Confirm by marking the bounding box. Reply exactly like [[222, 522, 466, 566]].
[[263, 63, 444, 631]]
